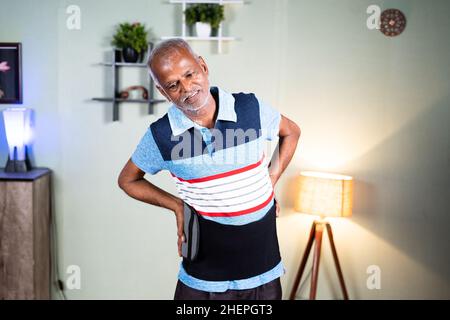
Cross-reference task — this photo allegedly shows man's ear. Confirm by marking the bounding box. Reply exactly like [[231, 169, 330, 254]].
[[156, 85, 171, 102], [197, 56, 209, 76]]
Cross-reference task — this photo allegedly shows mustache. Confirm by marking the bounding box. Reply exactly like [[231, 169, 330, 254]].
[[182, 89, 201, 102]]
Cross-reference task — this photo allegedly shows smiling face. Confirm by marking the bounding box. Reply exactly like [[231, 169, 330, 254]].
[[150, 47, 212, 118]]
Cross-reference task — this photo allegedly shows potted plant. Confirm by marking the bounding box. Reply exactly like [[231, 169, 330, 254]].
[[111, 22, 148, 63], [185, 4, 224, 37]]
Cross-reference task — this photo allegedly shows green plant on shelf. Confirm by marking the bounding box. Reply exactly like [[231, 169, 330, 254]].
[[111, 22, 148, 54], [185, 4, 225, 30]]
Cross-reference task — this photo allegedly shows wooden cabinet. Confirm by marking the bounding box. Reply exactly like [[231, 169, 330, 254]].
[[0, 168, 51, 299]]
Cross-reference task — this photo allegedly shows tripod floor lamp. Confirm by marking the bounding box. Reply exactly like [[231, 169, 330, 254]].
[[289, 171, 354, 300]]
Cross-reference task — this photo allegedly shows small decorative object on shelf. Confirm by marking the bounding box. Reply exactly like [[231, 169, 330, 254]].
[[2, 107, 33, 173], [162, 0, 246, 54], [119, 85, 149, 100], [185, 3, 225, 37], [92, 42, 166, 122], [111, 22, 149, 63]]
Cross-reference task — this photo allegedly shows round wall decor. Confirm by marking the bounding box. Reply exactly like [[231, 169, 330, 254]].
[[380, 9, 407, 37]]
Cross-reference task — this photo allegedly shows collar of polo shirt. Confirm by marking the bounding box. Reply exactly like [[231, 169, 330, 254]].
[[168, 86, 237, 136]]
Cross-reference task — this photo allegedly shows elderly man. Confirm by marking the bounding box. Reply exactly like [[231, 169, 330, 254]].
[[118, 39, 301, 300]]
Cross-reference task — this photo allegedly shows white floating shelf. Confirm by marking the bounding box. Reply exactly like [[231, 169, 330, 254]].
[[169, 0, 244, 4], [163, 0, 245, 53], [161, 36, 236, 41]]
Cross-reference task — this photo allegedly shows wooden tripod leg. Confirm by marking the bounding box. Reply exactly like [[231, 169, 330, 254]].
[[325, 223, 349, 300], [310, 223, 324, 299], [289, 221, 316, 300]]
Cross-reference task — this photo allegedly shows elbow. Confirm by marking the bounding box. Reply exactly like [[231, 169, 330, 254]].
[[117, 171, 144, 193], [292, 121, 301, 138], [118, 159, 145, 193], [118, 177, 134, 196], [117, 171, 130, 191], [117, 175, 126, 191]]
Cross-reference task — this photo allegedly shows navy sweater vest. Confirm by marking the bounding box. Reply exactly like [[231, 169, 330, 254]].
[[150, 88, 281, 281]]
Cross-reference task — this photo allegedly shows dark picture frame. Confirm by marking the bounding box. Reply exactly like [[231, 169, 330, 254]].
[[0, 43, 23, 104]]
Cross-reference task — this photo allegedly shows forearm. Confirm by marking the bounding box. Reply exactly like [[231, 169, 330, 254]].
[[120, 178, 183, 213], [269, 132, 301, 187]]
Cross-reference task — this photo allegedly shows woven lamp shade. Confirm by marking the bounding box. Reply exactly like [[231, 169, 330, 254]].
[[294, 171, 354, 218]]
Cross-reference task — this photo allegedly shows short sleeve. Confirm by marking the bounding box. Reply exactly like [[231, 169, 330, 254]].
[[258, 98, 281, 141], [131, 128, 165, 175]]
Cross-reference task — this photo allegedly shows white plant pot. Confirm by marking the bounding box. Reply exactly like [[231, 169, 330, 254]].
[[195, 22, 211, 37]]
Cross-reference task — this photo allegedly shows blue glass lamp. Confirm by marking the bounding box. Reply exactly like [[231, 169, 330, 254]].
[[3, 107, 33, 172]]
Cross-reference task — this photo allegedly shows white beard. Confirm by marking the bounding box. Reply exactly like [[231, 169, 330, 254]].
[[184, 93, 210, 114]]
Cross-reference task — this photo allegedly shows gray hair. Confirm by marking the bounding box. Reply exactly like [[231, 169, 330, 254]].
[[147, 38, 198, 85]]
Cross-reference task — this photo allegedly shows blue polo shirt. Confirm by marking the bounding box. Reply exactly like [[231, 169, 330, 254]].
[[131, 86, 285, 292]]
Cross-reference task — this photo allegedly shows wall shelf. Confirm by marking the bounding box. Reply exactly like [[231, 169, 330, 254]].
[[161, 36, 236, 41], [169, 0, 244, 3], [162, 0, 245, 53], [97, 62, 148, 67], [92, 43, 165, 121], [93, 98, 166, 103]]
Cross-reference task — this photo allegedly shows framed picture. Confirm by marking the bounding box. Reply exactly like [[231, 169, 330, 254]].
[[0, 43, 23, 104]]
